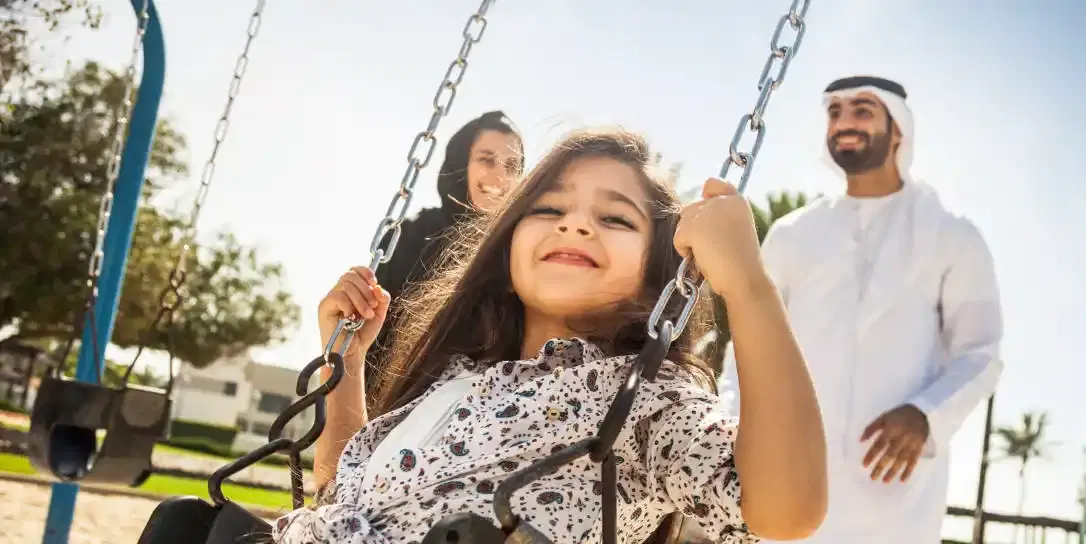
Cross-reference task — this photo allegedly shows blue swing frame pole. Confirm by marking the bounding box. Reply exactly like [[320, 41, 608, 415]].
[[40, 1, 166, 542]]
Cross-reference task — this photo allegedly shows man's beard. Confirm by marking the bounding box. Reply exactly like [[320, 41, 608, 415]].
[[827, 130, 893, 174]]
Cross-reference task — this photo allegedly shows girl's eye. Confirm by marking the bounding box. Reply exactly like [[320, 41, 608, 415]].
[[602, 215, 636, 229], [528, 205, 563, 217]]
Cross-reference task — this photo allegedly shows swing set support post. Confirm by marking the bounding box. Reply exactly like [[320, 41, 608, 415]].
[[40, 1, 166, 542]]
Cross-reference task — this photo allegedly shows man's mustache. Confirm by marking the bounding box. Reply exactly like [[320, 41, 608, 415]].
[[829, 130, 870, 145]]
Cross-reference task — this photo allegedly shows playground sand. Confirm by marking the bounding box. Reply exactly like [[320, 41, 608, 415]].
[[0, 477, 278, 544], [0, 477, 160, 543]]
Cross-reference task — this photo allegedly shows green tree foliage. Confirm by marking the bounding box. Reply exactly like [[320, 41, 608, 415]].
[[0, 57, 300, 368], [1, 0, 103, 88]]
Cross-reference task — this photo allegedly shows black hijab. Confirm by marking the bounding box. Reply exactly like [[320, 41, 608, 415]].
[[365, 111, 524, 395]]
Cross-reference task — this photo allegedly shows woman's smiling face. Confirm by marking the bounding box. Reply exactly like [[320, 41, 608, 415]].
[[466, 129, 524, 211]]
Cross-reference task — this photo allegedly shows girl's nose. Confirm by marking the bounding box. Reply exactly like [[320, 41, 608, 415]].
[[556, 220, 592, 238]]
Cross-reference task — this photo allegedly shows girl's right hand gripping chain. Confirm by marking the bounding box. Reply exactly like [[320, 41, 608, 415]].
[[318, 266, 391, 363], [673, 178, 769, 300]]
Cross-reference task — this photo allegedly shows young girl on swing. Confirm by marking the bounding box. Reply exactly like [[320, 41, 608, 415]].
[[274, 128, 827, 543]]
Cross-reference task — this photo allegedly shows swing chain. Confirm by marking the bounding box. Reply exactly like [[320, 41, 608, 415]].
[[216, 0, 497, 501], [54, 0, 152, 377], [723, 0, 809, 190], [174, 0, 266, 280], [648, 0, 809, 338], [86, 0, 152, 291], [207, 0, 499, 510], [124, 0, 266, 386], [344, 0, 495, 338]]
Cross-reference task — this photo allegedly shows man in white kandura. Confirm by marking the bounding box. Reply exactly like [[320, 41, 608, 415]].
[[721, 75, 1004, 543]]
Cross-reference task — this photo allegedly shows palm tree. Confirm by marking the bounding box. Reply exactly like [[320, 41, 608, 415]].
[[752, 191, 812, 242], [994, 411, 1052, 542]]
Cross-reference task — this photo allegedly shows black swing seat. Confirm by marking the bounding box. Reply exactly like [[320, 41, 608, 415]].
[[138, 501, 696, 544], [137, 496, 272, 544], [421, 511, 705, 544], [137, 496, 703, 544], [421, 512, 546, 543], [27, 375, 171, 487], [137, 497, 702, 544]]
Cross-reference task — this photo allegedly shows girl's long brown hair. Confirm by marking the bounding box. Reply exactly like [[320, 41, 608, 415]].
[[371, 127, 715, 416]]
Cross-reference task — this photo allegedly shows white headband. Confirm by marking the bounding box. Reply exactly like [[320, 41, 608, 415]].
[[820, 85, 915, 183]]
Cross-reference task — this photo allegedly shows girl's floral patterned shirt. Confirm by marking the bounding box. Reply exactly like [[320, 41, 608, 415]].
[[273, 338, 756, 543]]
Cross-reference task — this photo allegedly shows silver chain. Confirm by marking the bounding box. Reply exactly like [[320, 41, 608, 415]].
[[329, 0, 495, 352], [720, 0, 810, 192], [123, 0, 266, 389], [172, 0, 266, 281], [647, 0, 811, 339], [84, 0, 151, 296]]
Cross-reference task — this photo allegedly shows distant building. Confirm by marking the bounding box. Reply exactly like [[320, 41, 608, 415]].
[[171, 356, 316, 459]]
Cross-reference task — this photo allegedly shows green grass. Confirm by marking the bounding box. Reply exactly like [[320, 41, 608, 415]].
[[0, 452, 34, 474], [0, 452, 296, 510], [138, 473, 294, 510]]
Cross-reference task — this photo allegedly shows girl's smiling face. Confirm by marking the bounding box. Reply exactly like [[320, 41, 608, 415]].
[[509, 155, 653, 322], [372, 129, 718, 415]]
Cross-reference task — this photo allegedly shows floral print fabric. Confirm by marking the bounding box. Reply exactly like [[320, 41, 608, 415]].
[[273, 338, 756, 543]]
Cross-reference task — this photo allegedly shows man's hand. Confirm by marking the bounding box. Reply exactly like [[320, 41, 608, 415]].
[[860, 404, 930, 483]]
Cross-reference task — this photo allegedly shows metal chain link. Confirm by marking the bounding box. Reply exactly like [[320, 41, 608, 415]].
[[124, 0, 266, 386], [329, 0, 496, 352], [84, 0, 151, 304], [172, 0, 265, 286], [647, 0, 811, 339], [722, 0, 810, 191]]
